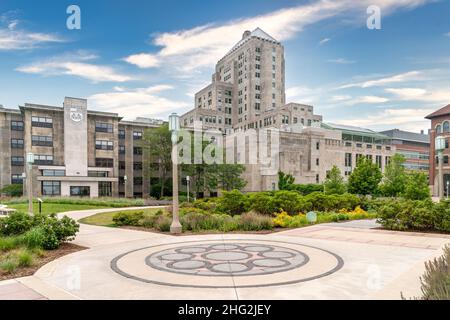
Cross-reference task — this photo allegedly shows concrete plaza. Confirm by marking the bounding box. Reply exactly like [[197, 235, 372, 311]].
[[0, 207, 448, 300]]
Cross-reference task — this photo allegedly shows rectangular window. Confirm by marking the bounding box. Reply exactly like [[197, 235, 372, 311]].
[[31, 116, 53, 128], [11, 156, 24, 166], [99, 182, 112, 197], [42, 170, 65, 176], [11, 120, 24, 131], [95, 122, 113, 133], [133, 147, 143, 155], [119, 146, 125, 154], [42, 181, 61, 196], [95, 158, 114, 168], [118, 129, 126, 139], [70, 186, 90, 197], [316, 158, 319, 166], [133, 162, 143, 170], [88, 171, 109, 177], [376, 155, 382, 168], [316, 142, 320, 150], [32, 135, 53, 147], [134, 177, 143, 185], [95, 140, 114, 150], [345, 153, 352, 167], [34, 155, 53, 165], [11, 139, 24, 149], [133, 131, 143, 140], [11, 174, 23, 184]]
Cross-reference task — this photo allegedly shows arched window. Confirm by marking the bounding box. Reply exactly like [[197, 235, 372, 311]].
[[443, 121, 450, 133], [436, 124, 442, 134]]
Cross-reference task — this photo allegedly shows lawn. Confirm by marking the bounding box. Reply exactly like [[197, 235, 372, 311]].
[[79, 208, 165, 227], [7, 202, 109, 215]]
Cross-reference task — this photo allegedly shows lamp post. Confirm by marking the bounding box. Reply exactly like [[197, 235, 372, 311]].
[[435, 136, 445, 200], [186, 176, 190, 203], [169, 113, 182, 234], [123, 175, 128, 198], [26, 153, 34, 214], [447, 181, 449, 199]]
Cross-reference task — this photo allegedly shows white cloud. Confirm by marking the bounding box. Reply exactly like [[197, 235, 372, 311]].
[[88, 85, 187, 119], [0, 18, 64, 50], [319, 38, 330, 45], [339, 71, 423, 89], [342, 95, 390, 105], [124, 0, 432, 73], [16, 51, 134, 83], [445, 31, 450, 37], [385, 87, 450, 103], [327, 58, 355, 64], [330, 95, 352, 102], [336, 107, 433, 132]]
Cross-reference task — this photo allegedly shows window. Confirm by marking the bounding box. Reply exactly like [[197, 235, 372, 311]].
[[444, 121, 450, 133], [316, 158, 319, 166], [95, 158, 114, 167], [34, 155, 53, 165], [118, 129, 125, 139], [376, 155, 382, 168], [11, 121, 24, 131], [345, 142, 352, 147], [445, 156, 449, 165], [70, 186, 90, 197], [95, 140, 114, 151], [119, 161, 126, 170], [11, 174, 23, 184], [119, 146, 125, 154], [31, 116, 52, 128], [133, 131, 143, 140], [11, 156, 24, 166], [356, 143, 363, 148], [255, 72, 260, 78], [133, 147, 143, 155], [134, 177, 143, 185], [367, 144, 372, 149], [345, 153, 352, 167], [88, 171, 108, 177], [99, 182, 112, 197], [316, 142, 320, 150], [316, 174, 320, 184], [436, 124, 442, 134], [95, 122, 113, 133], [133, 162, 143, 170], [255, 103, 261, 111], [32, 135, 53, 147], [42, 170, 65, 176], [385, 156, 391, 166], [307, 119, 312, 126], [42, 181, 60, 196], [386, 146, 391, 151], [11, 138, 24, 149]]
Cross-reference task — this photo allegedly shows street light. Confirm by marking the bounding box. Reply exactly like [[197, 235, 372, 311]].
[[123, 175, 128, 198], [26, 153, 34, 214], [435, 136, 445, 199], [169, 113, 182, 234], [186, 176, 190, 203]]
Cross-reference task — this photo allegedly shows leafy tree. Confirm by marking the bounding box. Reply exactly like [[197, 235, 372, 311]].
[[348, 157, 382, 195], [379, 153, 407, 197], [278, 171, 295, 190], [324, 166, 346, 195], [140, 124, 172, 198], [0, 184, 23, 197], [403, 172, 431, 200]]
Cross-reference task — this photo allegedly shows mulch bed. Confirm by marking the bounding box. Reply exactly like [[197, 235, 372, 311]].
[[0, 243, 87, 281]]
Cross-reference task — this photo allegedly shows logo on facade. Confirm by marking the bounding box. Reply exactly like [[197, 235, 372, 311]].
[[70, 107, 83, 122]]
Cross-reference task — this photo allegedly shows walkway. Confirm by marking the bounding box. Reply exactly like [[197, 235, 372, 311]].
[[0, 207, 448, 300]]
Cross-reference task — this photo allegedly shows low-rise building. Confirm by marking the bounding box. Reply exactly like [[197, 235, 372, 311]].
[[0, 97, 164, 198]]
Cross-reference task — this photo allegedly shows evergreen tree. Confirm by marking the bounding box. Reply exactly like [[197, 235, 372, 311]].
[[348, 157, 382, 195], [324, 166, 346, 195]]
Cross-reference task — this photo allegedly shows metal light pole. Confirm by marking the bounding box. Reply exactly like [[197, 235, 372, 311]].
[[26, 153, 34, 214], [447, 181, 449, 199], [123, 175, 128, 198], [169, 113, 182, 234], [186, 176, 190, 203], [435, 136, 445, 200]]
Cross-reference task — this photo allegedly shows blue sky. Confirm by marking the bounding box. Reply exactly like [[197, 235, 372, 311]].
[[0, 0, 449, 132]]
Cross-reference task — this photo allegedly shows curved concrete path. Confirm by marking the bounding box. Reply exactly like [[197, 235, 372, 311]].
[[0, 207, 448, 300]]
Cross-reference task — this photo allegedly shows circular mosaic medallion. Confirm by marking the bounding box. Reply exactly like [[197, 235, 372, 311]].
[[111, 239, 344, 288]]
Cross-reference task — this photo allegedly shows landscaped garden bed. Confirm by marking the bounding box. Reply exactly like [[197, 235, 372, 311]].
[[0, 211, 80, 280]]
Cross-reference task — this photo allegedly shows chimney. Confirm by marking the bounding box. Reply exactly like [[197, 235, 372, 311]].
[[242, 30, 251, 39]]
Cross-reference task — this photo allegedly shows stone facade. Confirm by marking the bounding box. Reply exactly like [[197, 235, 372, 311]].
[[0, 98, 163, 198]]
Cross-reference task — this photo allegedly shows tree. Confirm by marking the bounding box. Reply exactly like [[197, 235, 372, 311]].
[[140, 124, 172, 198], [379, 153, 407, 197], [278, 171, 295, 190], [348, 157, 382, 195], [0, 184, 23, 197], [324, 166, 346, 195], [403, 172, 431, 200]]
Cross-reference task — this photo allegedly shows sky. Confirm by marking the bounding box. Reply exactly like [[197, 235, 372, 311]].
[[0, 0, 449, 132]]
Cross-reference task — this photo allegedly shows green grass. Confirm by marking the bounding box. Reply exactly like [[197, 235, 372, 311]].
[[6, 202, 109, 215], [0, 248, 36, 274], [79, 208, 165, 227]]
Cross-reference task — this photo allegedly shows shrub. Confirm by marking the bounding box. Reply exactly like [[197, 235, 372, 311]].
[[154, 215, 172, 232], [0, 184, 23, 197], [0, 212, 34, 236], [272, 191, 305, 215], [305, 192, 360, 212], [22, 227, 46, 249], [238, 212, 273, 231], [272, 211, 293, 228], [419, 245, 450, 300], [403, 172, 431, 200], [247, 192, 277, 215], [290, 184, 324, 195], [112, 211, 144, 226], [216, 190, 248, 216], [192, 198, 217, 212]]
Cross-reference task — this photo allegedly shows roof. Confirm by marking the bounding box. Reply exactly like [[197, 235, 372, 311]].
[[380, 129, 430, 144], [425, 104, 450, 119], [322, 123, 391, 140], [223, 28, 280, 59]]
